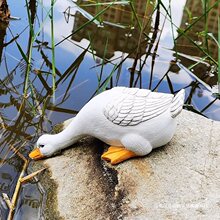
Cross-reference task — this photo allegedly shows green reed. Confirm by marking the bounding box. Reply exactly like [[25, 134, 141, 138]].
[[17, 1, 53, 97], [218, 16, 220, 93], [23, 0, 35, 97], [51, 0, 56, 103]]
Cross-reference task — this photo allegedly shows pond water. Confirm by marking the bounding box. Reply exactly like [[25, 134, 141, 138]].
[[0, 0, 219, 219]]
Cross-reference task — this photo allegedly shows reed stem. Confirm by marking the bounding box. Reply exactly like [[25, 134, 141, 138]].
[[51, 0, 56, 103]]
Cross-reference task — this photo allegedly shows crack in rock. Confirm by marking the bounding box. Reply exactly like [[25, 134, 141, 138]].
[[92, 142, 126, 220]]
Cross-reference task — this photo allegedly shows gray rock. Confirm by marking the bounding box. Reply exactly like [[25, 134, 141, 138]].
[[35, 110, 220, 219]]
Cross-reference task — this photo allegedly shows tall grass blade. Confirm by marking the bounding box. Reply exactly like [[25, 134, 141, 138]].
[[218, 15, 220, 93], [15, 42, 28, 64], [51, 0, 56, 103], [201, 0, 209, 54], [34, 0, 53, 40], [98, 64, 117, 93], [23, 0, 36, 96], [39, 50, 62, 76], [56, 46, 89, 85], [129, 1, 142, 30], [99, 37, 109, 86]]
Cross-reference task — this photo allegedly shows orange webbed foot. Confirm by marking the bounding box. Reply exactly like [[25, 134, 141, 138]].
[[101, 146, 137, 165]]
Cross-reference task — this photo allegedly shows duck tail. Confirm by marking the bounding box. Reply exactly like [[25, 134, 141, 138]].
[[170, 89, 185, 118]]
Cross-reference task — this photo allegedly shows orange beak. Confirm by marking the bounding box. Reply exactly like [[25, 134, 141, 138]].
[[29, 148, 45, 160]]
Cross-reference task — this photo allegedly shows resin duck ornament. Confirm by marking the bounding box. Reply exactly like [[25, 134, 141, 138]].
[[29, 87, 185, 165]]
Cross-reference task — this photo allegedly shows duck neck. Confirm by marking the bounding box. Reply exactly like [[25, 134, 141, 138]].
[[54, 118, 84, 150]]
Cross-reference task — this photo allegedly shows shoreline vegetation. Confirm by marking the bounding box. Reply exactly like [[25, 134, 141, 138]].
[[0, 0, 219, 219]]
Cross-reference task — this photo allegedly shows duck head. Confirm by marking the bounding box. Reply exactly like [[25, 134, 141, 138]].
[[29, 134, 59, 160]]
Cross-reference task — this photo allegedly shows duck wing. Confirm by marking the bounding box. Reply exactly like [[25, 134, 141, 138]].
[[104, 87, 174, 126]]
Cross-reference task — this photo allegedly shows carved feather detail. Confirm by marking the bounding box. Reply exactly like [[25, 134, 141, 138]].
[[104, 87, 174, 126]]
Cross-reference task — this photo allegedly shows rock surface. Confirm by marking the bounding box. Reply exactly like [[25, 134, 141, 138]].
[[34, 110, 220, 219]]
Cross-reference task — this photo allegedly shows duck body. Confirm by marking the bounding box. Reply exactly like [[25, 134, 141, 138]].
[[29, 87, 185, 164]]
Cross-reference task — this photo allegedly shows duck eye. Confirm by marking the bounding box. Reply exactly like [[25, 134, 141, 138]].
[[39, 144, 44, 148]]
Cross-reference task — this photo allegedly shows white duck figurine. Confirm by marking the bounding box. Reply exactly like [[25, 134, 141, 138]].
[[29, 87, 185, 165]]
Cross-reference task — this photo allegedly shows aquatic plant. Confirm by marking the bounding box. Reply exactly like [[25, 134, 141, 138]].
[[0, 0, 219, 219]]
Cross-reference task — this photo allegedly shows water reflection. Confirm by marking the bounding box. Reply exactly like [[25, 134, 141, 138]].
[[172, 0, 219, 117], [71, 0, 160, 88], [72, 0, 154, 59], [13, 183, 44, 220], [0, 153, 24, 219], [176, 0, 218, 60], [0, 0, 219, 219], [69, 0, 220, 120], [175, 0, 219, 86]]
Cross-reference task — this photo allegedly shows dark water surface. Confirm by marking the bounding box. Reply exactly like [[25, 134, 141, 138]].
[[0, 0, 219, 219]]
